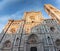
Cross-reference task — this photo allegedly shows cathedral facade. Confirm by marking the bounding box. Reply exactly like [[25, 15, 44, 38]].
[[0, 4, 60, 51]]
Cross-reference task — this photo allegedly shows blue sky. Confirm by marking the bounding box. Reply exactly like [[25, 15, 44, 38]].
[[0, 0, 60, 33]]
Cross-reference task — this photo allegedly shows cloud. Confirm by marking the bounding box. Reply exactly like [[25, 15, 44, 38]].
[[0, 0, 21, 10], [0, 24, 4, 33], [0, 16, 10, 33], [0, 10, 23, 23], [0, 10, 24, 33], [55, 0, 60, 4], [10, 10, 24, 19]]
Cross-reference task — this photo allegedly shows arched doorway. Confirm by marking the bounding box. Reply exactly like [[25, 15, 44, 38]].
[[26, 34, 38, 51], [24, 34, 44, 51], [30, 47, 37, 51]]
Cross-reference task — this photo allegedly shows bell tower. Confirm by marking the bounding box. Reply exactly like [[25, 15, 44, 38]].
[[44, 4, 60, 23]]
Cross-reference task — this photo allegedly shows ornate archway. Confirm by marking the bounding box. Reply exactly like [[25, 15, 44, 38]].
[[27, 34, 38, 44], [24, 34, 44, 51], [25, 34, 38, 51]]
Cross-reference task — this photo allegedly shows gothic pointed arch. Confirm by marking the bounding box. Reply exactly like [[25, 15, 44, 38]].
[[27, 34, 38, 44]]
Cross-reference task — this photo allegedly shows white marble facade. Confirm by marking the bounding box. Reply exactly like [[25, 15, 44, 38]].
[[0, 4, 60, 51], [0, 19, 60, 51]]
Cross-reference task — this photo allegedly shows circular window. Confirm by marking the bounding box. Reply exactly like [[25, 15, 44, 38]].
[[59, 50, 60, 51], [55, 39, 60, 46], [3, 40, 11, 47], [32, 21, 34, 23], [50, 27, 55, 32]]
